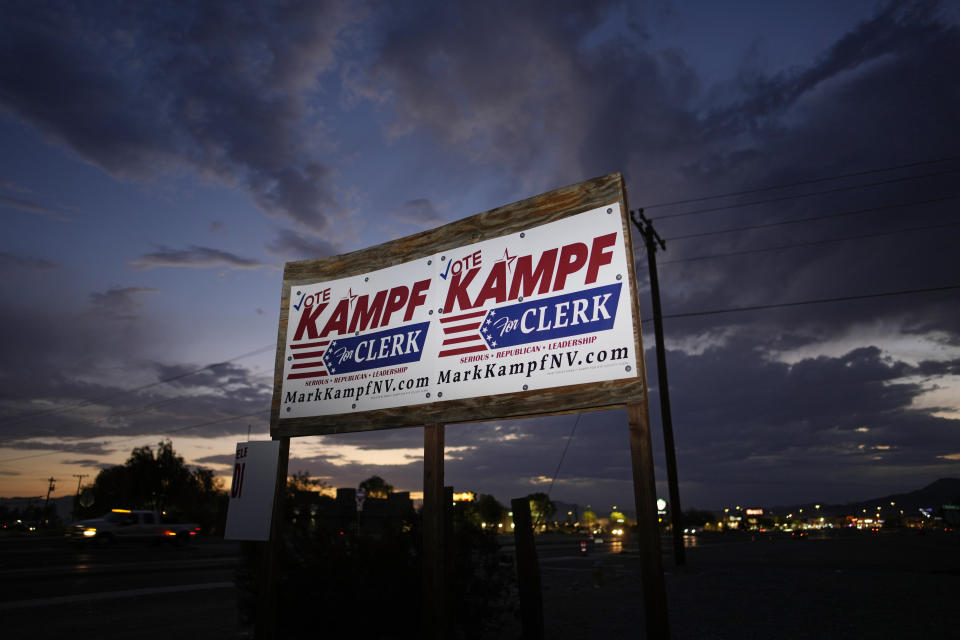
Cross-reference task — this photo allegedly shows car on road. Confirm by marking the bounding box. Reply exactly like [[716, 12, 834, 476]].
[[66, 509, 200, 545]]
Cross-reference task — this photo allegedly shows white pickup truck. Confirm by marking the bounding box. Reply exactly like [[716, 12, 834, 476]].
[[66, 508, 201, 545]]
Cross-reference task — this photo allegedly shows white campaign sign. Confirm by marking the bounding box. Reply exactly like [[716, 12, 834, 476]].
[[224, 440, 280, 541], [279, 203, 638, 420]]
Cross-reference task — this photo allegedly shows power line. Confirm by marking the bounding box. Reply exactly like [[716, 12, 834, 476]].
[[545, 413, 581, 500], [640, 156, 958, 209], [659, 220, 960, 265], [648, 169, 959, 221], [652, 284, 960, 321], [0, 343, 274, 429], [662, 194, 959, 242], [0, 408, 270, 464]]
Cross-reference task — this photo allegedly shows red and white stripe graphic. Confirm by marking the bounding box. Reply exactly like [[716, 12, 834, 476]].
[[438, 310, 489, 357], [285, 340, 330, 380]]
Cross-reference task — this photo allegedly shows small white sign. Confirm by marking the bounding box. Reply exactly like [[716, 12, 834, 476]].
[[224, 440, 281, 541]]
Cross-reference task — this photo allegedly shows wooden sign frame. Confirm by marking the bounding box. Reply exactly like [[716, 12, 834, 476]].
[[261, 174, 670, 638], [270, 173, 645, 437]]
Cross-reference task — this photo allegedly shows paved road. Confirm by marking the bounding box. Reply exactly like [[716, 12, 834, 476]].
[[526, 530, 960, 639], [0, 536, 247, 639], [3, 529, 958, 639]]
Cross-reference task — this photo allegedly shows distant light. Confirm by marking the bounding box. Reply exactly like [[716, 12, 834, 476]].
[[656, 499, 667, 511], [452, 492, 475, 502], [111, 508, 132, 513], [83, 529, 97, 537]]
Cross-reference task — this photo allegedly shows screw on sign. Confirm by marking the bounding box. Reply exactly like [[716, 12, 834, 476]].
[[232, 445, 248, 499]]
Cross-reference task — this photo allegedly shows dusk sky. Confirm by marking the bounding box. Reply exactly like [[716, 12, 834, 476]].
[[1, 0, 958, 513]]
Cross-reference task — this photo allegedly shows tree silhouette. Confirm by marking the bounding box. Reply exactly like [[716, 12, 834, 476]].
[[527, 492, 556, 528], [359, 475, 393, 499], [82, 439, 224, 528], [476, 493, 505, 526]]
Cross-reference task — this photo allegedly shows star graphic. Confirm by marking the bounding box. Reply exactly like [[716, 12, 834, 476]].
[[491, 341, 497, 347], [496, 248, 517, 274], [489, 309, 496, 317], [341, 287, 358, 309]]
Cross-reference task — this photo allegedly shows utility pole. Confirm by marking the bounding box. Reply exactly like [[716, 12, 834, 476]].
[[42, 476, 56, 526], [631, 209, 686, 567], [72, 474, 88, 522]]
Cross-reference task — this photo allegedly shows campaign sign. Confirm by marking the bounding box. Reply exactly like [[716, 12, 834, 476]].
[[224, 441, 280, 541], [273, 174, 645, 433]]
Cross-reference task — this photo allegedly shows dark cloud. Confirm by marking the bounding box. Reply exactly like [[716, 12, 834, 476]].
[[86, 286, 158, 322], [0, 0, 360, 231], [275, 341, 960, 509], [0, 292, 270, 448], [265, 228, 339, 261], [61, 458, 109, 468], [704, 2, 952, 135], [653, 6, 959, 292], [0, 440, 113, 456], [643, 339, 960, 506], [0, 192, 69, 221], [193, 453, 237, 468], [129, 245, 272, 271], [357, 1, 628, 191], [0, 252, 58, 271], [392, 198, 445, 228]]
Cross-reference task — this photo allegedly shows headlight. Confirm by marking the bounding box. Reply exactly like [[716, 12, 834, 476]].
[[82, 528, 97, 537]]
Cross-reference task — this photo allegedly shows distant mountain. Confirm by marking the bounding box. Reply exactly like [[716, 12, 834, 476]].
[[772, 478, 960, 517]]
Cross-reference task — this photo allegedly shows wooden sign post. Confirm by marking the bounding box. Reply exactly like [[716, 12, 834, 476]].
[[266, 173, 670, 638], [422, 424, 446, 638]]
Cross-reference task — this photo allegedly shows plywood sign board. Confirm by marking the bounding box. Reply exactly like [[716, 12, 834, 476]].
[[270, 173, 645, 436]]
